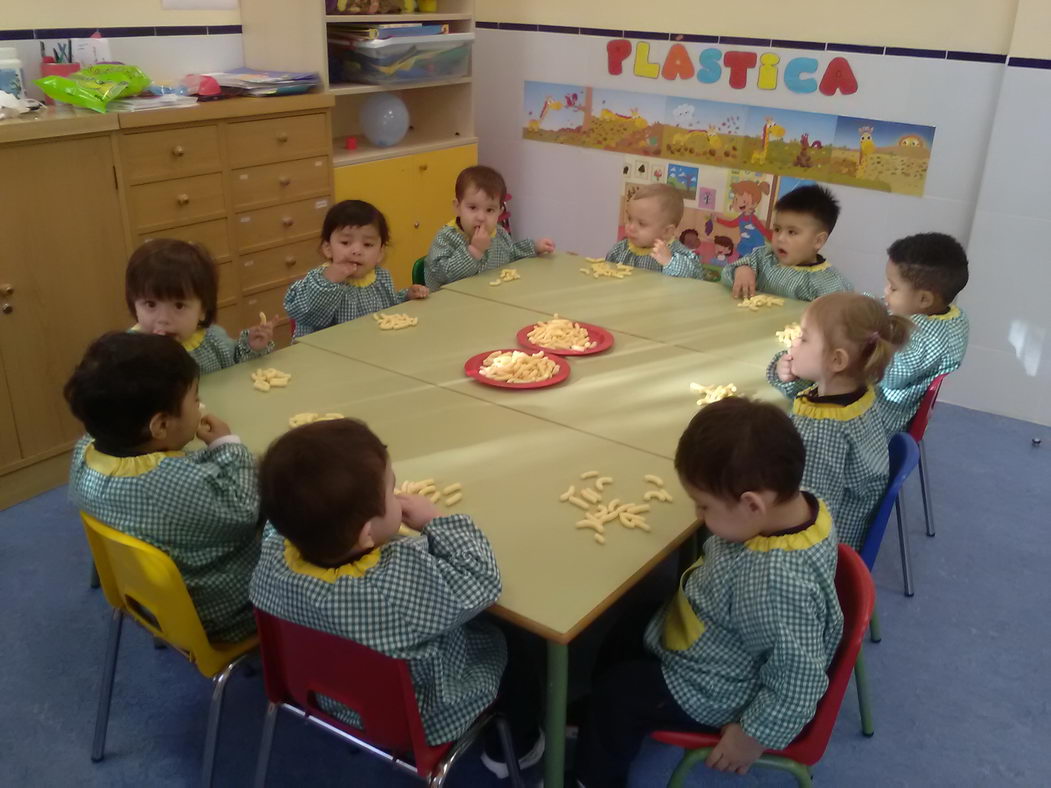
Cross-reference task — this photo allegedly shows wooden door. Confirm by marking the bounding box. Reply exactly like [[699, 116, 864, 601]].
[[0, 344, 21, 468], [0, 135, 129, 460]]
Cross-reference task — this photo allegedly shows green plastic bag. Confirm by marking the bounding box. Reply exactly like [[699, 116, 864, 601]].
[[35, 64, 151, 113]]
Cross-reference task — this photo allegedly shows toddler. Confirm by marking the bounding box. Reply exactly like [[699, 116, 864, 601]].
[[606, 183, 701, 278]]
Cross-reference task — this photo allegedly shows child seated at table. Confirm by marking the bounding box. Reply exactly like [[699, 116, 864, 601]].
[[880, 232, 970, 434], [574, 397, 844, 786], [768, 292, 911, 549], [65, 331, 260, 642], [127, 238, 274, 373], [284, 200, 429, 339], [251, 418, 543, 775], [424, 165, 555, 290], [722, 184, 853, 301], [606, 184, 701, 278]]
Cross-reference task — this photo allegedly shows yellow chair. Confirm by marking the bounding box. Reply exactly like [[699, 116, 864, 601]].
[[81, 513, 257, 787]]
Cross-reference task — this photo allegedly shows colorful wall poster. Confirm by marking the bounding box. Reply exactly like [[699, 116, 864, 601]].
[[523, 81, 935, 196]]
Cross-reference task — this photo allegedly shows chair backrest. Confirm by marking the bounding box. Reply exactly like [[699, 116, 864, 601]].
[[411, 256, 426, 286], [81, 512, 218, 674], [908, 373, 948, 442], [288, 317, 297, 338], [858, 433, 920, 569], [253, 609, 443, 776]]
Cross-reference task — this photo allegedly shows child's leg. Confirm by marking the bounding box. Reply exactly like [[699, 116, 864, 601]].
[[575, 656, 706, 788]]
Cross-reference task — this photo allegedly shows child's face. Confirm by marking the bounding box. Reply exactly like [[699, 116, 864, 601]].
[[454, 185, 501, 237], [884, 260, 935, 316], [322, 224, 385, 278], [624, 197, 675, 249], [771, 211, 827, 266], [682, 481, 765, 543], [134, 295, 205, 343], [786, 312, 828, 382], [358, 463, 402, 551]]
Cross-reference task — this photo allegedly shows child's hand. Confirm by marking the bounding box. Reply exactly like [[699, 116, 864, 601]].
[[705, 723, 764, 775], [323, 261, 360, 283], [536, 237, 556, 254], [406, 284, 429, 300], [398, 494, 440, 531], [776, 353, 798, 383], [247, 317, 276, 351], [652, 239, 673, 266], [469, 224, 491, 257], [732, 266, 757, 299], [197, 413, 232, 445]]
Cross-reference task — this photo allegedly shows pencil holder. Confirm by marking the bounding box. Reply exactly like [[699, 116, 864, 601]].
[[40, 61, 80, 104]]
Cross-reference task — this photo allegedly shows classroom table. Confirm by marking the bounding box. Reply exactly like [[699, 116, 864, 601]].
[[199, 343, 699, 787]]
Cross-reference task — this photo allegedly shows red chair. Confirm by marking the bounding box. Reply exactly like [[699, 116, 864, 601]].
[[251, 609, 522, 788], [651, 546, 875, 788], [908, 373, 948, 538]]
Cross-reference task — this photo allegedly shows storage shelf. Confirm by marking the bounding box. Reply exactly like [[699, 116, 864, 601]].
[[332, 131, 478, 166], [325, 13, 472, 23], [329, 76, 471, 96]]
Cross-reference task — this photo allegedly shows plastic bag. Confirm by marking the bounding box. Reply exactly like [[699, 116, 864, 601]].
[[35, 64, 151, 113]]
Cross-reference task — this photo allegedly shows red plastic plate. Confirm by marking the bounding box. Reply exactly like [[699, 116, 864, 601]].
[[516, 321, 614, 356], [463, 348, 571, 390]]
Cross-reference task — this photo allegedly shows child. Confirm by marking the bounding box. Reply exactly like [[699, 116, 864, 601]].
[[722, 184, 853, 301], [65, 332, 260, 642], [126, 238, 274, 373], [284, 200, 429, 339], [768, 292, 911, 549], [250, 418, 543, 773], [880, 232, 970, 434], [424, 165, 555, 290], [606, 183, 701, 278], [575, 397, 844, 787]]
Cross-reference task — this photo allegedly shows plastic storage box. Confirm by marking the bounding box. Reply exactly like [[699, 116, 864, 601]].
[[332, 32, 474, 85]]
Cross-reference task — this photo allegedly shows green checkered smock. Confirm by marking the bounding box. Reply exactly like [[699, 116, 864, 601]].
[[721, 246, 853, 301], [130, 324, 273, 374], [880, 305, 969, 435], [69, 436, 261, 642], [424, 219, 536, 290], [604, 239, 701, 279], [249, 514, 506, 745], [284, 266, 408, 339], [645, 496, 843, 749]]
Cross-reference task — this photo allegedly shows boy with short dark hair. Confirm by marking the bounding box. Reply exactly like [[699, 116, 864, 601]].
[[575, 397, 843, 786], [65, 332, 260, 642], [880, 232, 970, 433], [424, 165, 555, 290], [722, 184, 853, 301]]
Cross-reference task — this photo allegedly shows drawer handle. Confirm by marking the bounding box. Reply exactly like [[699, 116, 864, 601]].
[[281, 216, 294, 227], [1, 303, 12, 315], [176, 193, 190, 206], [172, 145, 185, 157], [0, 284, 12, 296], [285, 256, 297, 267], [419, 163, 428, 172], [278, 176, 291, 186], [276, 132, 289, 143], [413, 221, 420, 229]]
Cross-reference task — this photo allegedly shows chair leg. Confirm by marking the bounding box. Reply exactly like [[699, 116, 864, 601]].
[[92, 609, 124, 762], [494, 716, 525, 788], [201, 656, 246, 787], [896, 495, 915, 597], [668, 748, 813, 788], [868, 604, 882, 644], [853, 648, 875, 737], [668, 747, 711, 788], [918, 440, 936, 537], [253, 702, 279, 788], [89, 563, 100, 589]]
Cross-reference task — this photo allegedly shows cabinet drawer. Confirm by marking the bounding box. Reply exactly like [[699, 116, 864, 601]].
[[242, 285, 290, 328], [121, 126, 221, 183], [236, 197, 329, 253], [130, 173, 226, 231], [217, 303, 241, 338], [217, 260, 237, 303], [231, 155, 330, 211], [240, 238, 321, 293], [138, 218, 231, 262], [226, 114, 328, 168]]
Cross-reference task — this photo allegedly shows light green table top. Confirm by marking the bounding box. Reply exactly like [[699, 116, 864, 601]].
[[199, 343, 697, 642]]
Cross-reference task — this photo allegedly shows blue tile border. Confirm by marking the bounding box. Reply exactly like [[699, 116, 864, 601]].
[[1007, 56, 1051, 70], [885, 46, 946, 59], [580, 27, 623, 38], [719, 35, 771, 46], [538, 24, 580, 35], [826, 43, 885, 55], [948, 51, 1007, 64], [99, 27, 157, 38], [0, 25, 242, 40], [1, 29, 34, 40], [675, 33, 719, 44], [624, 30, 669, 41], [771, 39, 826, 51], [156, 26, 209, 37]]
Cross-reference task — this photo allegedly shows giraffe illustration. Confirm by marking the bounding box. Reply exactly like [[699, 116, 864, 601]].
[[857, 125, 876, 176], [750, 117, 785, 165]]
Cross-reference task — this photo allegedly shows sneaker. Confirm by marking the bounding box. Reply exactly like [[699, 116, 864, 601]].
[[481, 729, 546, 779]]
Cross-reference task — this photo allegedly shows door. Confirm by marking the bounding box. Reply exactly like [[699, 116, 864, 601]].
[[0, 135, 129, 460], [0, 343, 20, 467]]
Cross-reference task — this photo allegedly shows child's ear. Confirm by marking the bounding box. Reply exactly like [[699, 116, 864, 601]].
[[829, 346, 850, 373], [814, 230, 829, 250], [664, 223, 678, 241], [354, 522, 376, 552], [916, 289, 936, 310], [321, 240, 333, 261], [452, 198, 460, 213], [148, 411, 169, 441], [739, 491, 766, 515]]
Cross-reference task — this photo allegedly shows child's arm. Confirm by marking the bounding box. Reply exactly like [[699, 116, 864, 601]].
[[720, 247, 764, 296], [656, 240, 702, 279], [284, 266, 346, 333], [879, 328, 934, 392], [765, 350, 811, 399], [508, 230, 537, 262], [801, 268, 854, 300], [424, 226, 481, 290], [604, 239, 629, 263], [234, 325, 274, 363]]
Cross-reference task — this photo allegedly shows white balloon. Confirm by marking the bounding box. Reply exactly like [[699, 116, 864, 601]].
[[359, 93, 409, 148]]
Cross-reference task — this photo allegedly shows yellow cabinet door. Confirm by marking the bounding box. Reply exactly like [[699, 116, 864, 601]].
[[409, 144, 478, 260]]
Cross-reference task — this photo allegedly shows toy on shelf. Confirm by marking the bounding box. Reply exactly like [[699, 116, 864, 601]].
[[360, 92, 409, 147]]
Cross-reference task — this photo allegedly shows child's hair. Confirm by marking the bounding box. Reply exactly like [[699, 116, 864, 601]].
[[125, 239, 219, 327], [774, 184, 840, 234], [321, 199, 390, 246], [630, 183, 684, 227], [64, 332, 199, 453], [887, 232, 969, 304], [675, 397, 804, 504], [455, 165, 507, 204], [713, 235, 734, 253], [259, 419, 390, 567], [806, 292, 913, 383]]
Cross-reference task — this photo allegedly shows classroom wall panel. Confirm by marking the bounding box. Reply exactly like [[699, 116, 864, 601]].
[[0, 1, 240, 30]]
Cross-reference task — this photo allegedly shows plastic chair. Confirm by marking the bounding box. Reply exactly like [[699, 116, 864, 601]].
[[81, 513, 257, 787], [288, 317, 296, 339], [411, 256, 427, 286], [252, 609, 522, 788], [860, 434, 921, 605], [651, 545, 875, 788], [908, 373, 948, 538]]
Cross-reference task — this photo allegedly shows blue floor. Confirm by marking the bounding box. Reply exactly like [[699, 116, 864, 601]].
[[2, 403, 1050, 787]]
